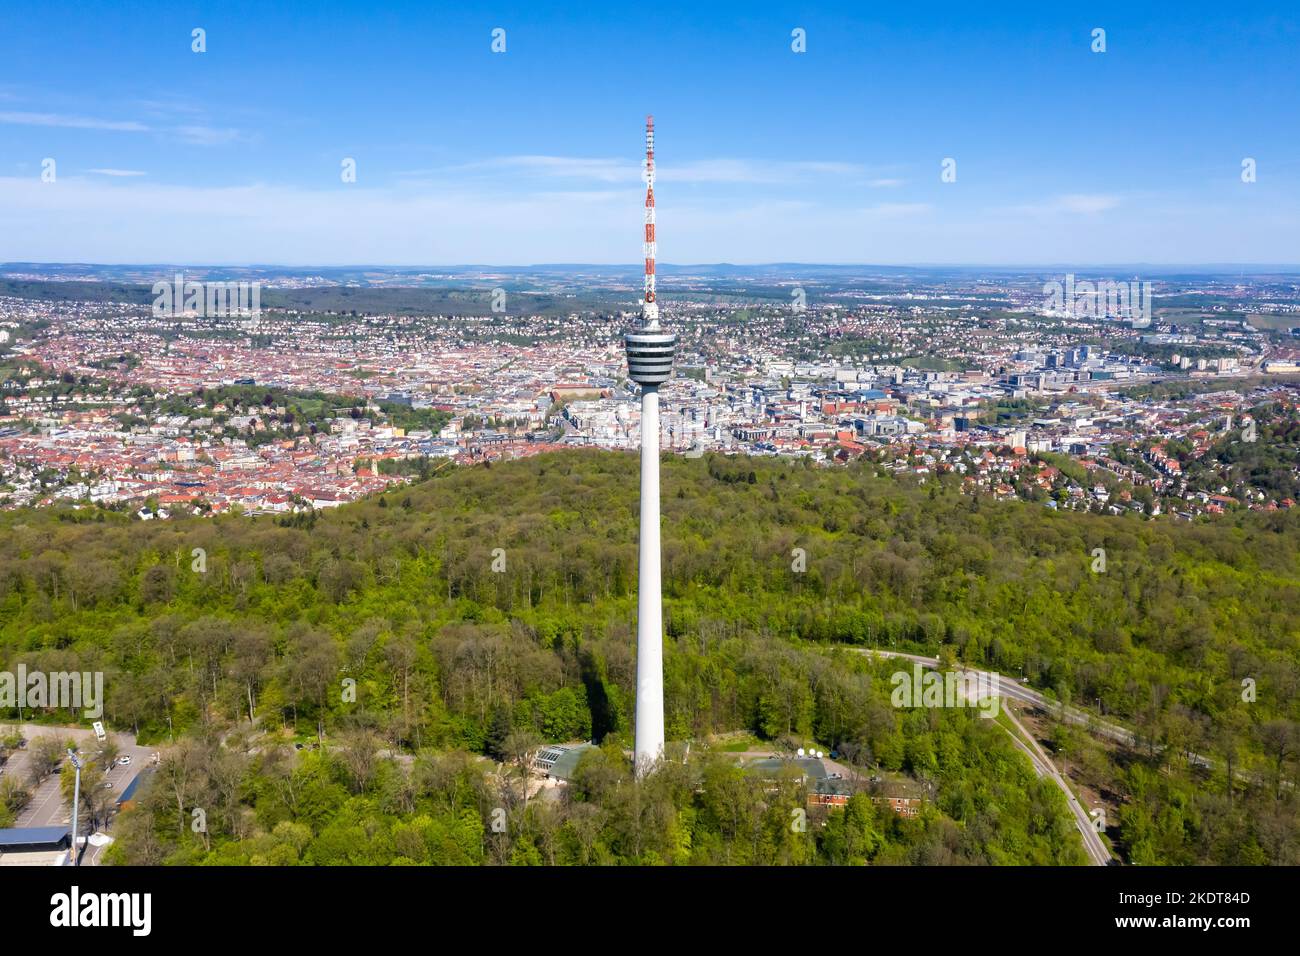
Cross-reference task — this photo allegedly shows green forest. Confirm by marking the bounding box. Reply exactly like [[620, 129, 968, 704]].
[[0, 450, 1296, 865]]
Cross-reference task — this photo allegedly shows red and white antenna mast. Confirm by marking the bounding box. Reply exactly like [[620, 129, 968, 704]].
[[642, 114, 658, 327]]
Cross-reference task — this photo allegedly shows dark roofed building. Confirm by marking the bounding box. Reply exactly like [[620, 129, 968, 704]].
[[742, 755, 853, 807], [745, 755, 829, 782], [742, 756, 925, 816], [0, 826, 71, 854], [809, 774, 855, 808]]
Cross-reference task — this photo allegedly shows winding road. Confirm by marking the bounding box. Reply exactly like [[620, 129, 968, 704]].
[[855, 648, 1115, 865]]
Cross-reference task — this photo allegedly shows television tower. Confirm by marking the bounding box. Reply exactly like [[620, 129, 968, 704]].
[[626, 115, 675, 776]]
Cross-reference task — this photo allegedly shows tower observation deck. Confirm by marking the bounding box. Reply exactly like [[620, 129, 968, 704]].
[[625, 328, 676, 385]]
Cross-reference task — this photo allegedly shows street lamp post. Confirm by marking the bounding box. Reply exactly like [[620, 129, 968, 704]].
[[67, 749, 82, 867]]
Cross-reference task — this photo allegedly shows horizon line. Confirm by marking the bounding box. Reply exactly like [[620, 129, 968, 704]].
[[5, 261, 1300, 272]]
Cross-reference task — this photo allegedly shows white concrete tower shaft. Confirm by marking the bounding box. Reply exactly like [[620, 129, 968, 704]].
[[634, 384, 664, 774]]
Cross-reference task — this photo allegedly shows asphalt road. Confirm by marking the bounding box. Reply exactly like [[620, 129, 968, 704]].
[[857, 649, 1237, 774], [999, 703, 1113, 865], [3, 723, 156, 865], [856, 648, 1114, 865]]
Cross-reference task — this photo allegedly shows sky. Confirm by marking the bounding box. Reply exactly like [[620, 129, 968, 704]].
[[1, 0, 1298, 266]]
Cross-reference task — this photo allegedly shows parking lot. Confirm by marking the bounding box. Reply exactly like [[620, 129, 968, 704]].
[[2, 724, 157, 865]]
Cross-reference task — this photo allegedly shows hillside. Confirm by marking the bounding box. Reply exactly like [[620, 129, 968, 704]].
[[1, 450, 1297, 864]]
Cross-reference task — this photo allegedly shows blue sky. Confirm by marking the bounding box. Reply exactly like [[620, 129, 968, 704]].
[[1, 1, 1297, 265]]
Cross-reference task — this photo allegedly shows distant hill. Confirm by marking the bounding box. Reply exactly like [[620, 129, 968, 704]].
[[0, 278, 620, 316]]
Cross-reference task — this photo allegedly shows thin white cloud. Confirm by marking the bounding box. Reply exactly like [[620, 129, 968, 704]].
[[414, 156, 635, 182], [1010, 193, 1121, 216], [2, 177, 1293, 265], [531, 190, 623, 203], [86, 168, 146, 177], [0, 110, 149, 132], [1056, 193, 1120, 214], [0, 109, 244, 146], [869, 178, 905, 188], [859, 202, 932, 218], [134, 97, 206, 116], [415, 155, 869, 186], [174, 125, 243, 146], [661, 159, 865, 184]]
